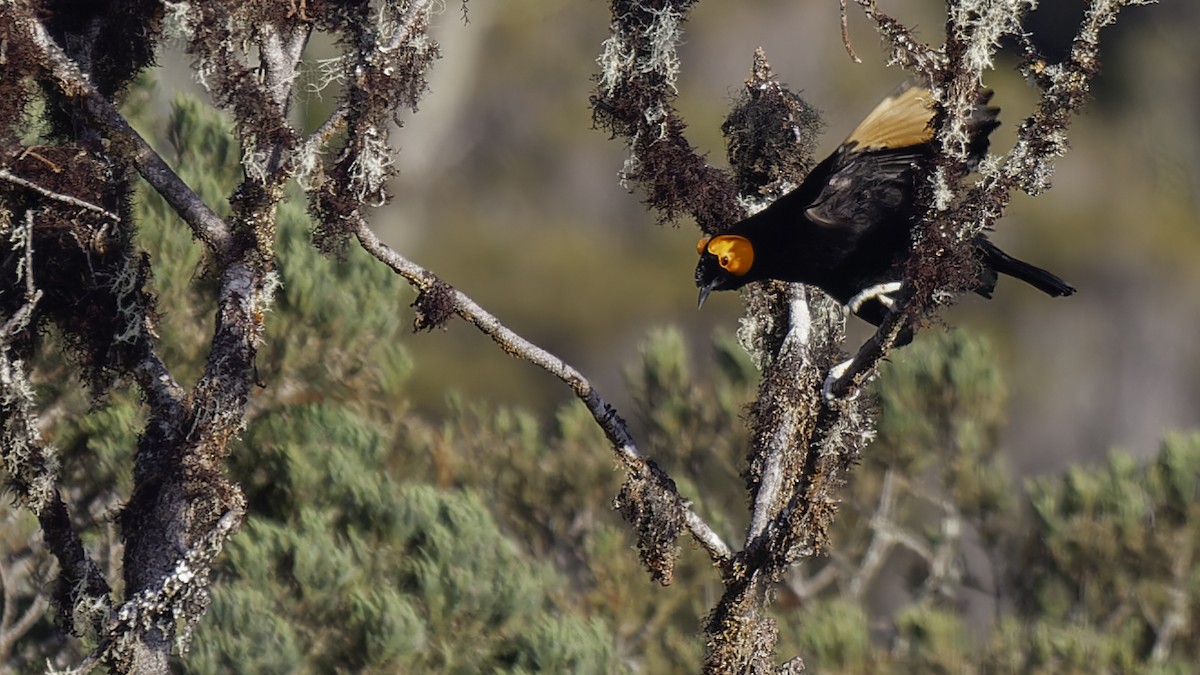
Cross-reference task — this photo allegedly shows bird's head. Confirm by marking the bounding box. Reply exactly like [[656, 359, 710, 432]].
[[695, 234, 756, 308]]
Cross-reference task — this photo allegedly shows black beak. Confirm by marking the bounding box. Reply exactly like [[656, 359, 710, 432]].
[[697, 282, 715, 309]]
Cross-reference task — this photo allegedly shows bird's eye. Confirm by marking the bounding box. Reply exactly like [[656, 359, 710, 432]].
[[720, 255, 730, 267]]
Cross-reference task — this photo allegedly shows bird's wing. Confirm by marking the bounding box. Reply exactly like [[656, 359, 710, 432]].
[[843, 81, 936, 152], [804, 82, 936, 230], [803, 147, 927, 229]]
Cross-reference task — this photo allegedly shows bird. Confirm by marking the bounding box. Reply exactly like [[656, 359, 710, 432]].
[[695, 80, 1075, 346]]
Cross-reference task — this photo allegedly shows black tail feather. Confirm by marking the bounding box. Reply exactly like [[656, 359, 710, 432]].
[[978, 239, 1075, 298]]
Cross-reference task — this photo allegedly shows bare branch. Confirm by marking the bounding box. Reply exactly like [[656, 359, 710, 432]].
[[848, 468, 899, 599], [784, 559, 840, 602], [23, 17, 234, 258], [351, 219, 734, 567]]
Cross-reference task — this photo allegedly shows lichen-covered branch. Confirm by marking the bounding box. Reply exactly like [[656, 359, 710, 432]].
[[591, 0, 741, 231], [0, 212, 113, 645], [309, 0, 442, 249]]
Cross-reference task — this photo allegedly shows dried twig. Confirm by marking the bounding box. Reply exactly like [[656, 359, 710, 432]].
[[0, 169, 119, 222]]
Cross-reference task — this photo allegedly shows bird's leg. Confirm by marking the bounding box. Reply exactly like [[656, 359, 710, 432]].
[[845, 281, 902, 316], [826, 281, 901, 399], [823, 356, 884, 400]]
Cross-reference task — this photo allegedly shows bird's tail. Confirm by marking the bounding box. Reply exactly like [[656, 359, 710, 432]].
[[978, 239, 1076, 298]]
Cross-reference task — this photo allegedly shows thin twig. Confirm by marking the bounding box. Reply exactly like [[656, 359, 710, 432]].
[[786, 560, 840, 601], [839, 0, 862, 63], [0, 169, 120, 222], [0, 554, 49, 663], [920, 511, 962, 598]]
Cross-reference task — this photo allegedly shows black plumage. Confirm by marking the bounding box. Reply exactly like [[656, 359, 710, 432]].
[[695, 81, 1075, 337]]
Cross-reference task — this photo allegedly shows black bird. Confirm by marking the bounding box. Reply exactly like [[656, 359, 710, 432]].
[[695, 81, 1075, 340]]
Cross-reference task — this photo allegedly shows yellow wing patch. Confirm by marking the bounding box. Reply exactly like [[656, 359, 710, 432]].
[[844, 81, 935, 151]]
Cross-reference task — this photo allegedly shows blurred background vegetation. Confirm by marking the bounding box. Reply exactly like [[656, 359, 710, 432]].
[[4, 0, 1200, 672]]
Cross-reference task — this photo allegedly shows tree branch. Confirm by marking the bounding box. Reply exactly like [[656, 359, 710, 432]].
[[23, 17, 234, 259], [351, 218, 733, 568]]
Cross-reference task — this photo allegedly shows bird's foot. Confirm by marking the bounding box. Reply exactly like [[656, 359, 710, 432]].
[[844, 281, 902, 316], [823, 358, 855, 401]]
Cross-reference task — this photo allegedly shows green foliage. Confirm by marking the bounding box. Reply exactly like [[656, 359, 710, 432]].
[[778, 598, 872, 671], [389, 328, 751, 672], [136, 91, 410, 400], [502, 616, 618, 675], [56, 394, 142, 499], [874, 330, 1017, 549], [891, 605, 974, 674], [1020, 433, 1200, 667], [771, 334, 1200, 674], [874, 330, 1007, 476], [188, 404, 616, 674], [265, 193, 412, 411], [982, 617, 1146, 675], [626, 327, 755, 538]]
